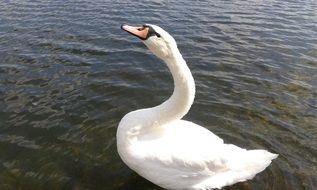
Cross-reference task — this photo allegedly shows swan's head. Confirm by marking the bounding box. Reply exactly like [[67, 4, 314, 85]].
[[121, 24, 177, 60]]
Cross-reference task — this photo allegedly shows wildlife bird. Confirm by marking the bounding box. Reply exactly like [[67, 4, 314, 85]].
[[117, 24, 278, 190]]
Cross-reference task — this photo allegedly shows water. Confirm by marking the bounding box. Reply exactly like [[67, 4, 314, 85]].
[[0, 0, 316, 189]]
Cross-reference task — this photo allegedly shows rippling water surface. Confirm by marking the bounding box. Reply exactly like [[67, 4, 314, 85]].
[[0, 0, 317, 189]]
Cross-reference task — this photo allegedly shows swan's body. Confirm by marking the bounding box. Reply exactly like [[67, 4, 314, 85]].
[[117, 24, 278, 189]]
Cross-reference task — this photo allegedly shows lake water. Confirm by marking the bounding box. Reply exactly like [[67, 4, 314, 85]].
[[0, 0, 317, 189]]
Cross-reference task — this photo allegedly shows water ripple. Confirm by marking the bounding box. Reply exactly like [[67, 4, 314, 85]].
[[0, 0, 316, 189]]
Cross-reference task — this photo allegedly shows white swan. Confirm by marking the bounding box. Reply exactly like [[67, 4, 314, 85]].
[[117, 24, 278, 190]]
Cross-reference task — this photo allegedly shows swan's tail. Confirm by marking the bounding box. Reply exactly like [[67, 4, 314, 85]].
[[193, 148, 278, 189], [235, 149, 278, 178]]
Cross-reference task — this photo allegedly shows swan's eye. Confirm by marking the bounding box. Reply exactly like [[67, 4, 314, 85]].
[[147, 26, 161, 38]]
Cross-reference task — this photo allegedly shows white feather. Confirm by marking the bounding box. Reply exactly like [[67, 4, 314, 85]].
[[117, 24, 278, 189]]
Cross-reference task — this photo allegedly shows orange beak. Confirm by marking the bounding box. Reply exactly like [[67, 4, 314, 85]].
[[121, 24, 150, 40]]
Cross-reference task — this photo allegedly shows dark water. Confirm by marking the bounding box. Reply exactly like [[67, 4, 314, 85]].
[[0, 0, 317, 189]]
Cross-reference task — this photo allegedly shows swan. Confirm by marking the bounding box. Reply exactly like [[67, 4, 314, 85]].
[[117, 24, 278, 190]]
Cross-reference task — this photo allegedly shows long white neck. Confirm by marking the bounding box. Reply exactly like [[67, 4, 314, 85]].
[[117, 46, 195, 155], [151, 49, 195, 125], [120, 47, 196, 132]]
